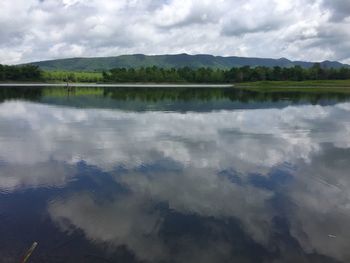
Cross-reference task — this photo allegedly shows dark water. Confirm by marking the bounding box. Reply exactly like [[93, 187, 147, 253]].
[[1, 86, 350, 263]]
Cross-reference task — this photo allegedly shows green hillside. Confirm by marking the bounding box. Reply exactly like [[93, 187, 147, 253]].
[[27, 54, 349, 72]]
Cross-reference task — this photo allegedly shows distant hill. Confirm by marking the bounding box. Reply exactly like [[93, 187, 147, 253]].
[[28, 54, 349, 71]]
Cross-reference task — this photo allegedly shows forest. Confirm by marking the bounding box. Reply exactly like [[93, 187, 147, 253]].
[[0, 64, 42, 81], [1, 63, 350, 83], [102, 64, 350, 83]]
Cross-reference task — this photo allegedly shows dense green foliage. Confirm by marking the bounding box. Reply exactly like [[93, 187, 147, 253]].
[[103, 64, 350, 83], [0, 64, 42, 81], [29, 54, 348, 71], [103, 67, 224, 83]]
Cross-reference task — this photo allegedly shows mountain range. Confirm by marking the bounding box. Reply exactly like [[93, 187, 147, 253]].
[[28, 54, 349, 71]]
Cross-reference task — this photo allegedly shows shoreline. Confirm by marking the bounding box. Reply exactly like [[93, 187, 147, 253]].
[[2, 80, 350, 91], [0, 83, 234, 88]]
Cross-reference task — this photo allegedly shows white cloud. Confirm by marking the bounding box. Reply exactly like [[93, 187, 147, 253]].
[[0, 0, 350, 64]]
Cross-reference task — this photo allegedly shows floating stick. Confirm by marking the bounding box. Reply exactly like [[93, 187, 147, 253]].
[[21, 242, 38, 263]]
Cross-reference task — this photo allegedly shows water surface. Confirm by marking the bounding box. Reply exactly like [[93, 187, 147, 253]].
[[0, 87, 350, 263]]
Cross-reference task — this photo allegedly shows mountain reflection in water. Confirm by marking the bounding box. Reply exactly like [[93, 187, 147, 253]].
[[0, 87, 350, 263]]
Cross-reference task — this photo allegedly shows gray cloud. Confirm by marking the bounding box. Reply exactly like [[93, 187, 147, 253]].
[[322, 0, 350, 21], [220, 0, 291, 37], [0, 0, 350, 64]]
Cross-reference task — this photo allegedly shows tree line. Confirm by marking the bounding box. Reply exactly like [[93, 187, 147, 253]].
[[0, 64, 42, 81], [0, 64, 103, 83], [1, 63, 350, 83], [103, 64, 350, 83]]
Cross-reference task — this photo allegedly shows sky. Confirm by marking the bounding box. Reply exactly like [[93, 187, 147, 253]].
[[0, 0, 350, 64]]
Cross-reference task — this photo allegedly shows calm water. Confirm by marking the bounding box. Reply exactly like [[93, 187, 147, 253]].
[[1, 87, 350, 263]]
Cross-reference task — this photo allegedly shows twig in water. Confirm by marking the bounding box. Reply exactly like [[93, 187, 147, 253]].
[[21, 242, 38, 263]]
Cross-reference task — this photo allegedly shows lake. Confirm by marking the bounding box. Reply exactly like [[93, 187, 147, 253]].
[[0, 86, 350, 263]]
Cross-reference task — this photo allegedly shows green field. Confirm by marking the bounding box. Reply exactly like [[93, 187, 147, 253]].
[[42, 71, 103, 83]]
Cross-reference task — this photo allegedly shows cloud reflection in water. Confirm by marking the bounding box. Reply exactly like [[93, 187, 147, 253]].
[[1, 101, 350, 262]]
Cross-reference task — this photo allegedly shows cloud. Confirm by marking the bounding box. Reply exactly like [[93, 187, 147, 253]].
[[322, 0, 350, 22], [220, 0, 293, 36], [153, 0, 221, 28], [0, 0, 350, 64]]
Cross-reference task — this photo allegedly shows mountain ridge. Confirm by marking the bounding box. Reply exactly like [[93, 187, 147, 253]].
[[27, 53, 349, 71]]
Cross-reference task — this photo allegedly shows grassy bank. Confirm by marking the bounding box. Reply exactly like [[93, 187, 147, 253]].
[[236, 80, 350, 92], [42, 71, 103, 83]]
